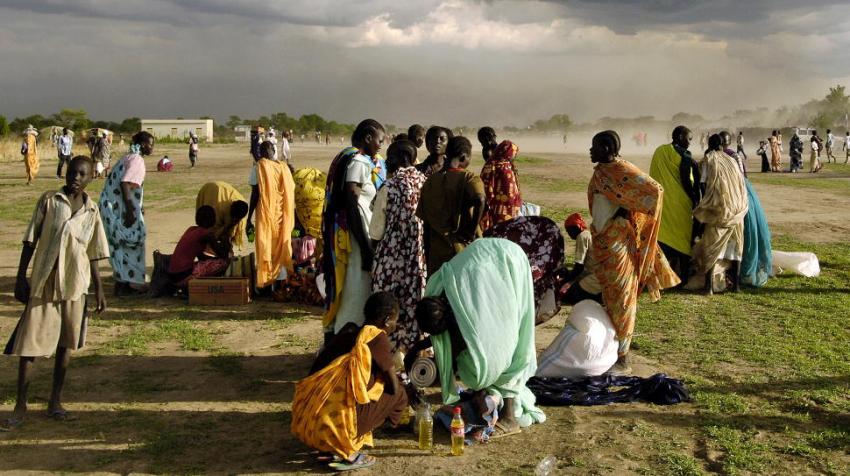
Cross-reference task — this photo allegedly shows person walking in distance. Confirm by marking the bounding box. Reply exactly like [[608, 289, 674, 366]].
[[736, 131, 747, 160], [56, 128, 73, 179]]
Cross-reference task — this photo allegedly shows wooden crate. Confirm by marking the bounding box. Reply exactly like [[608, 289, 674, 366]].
[[188, 277, 251, 305]]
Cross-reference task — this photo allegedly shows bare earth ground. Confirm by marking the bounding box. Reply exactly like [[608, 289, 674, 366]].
[[0, 140, 847, 475]]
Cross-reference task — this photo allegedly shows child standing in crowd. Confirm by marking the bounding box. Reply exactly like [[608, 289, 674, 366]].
[[757, 140, 770, 173], [4, 156, 109, 430]]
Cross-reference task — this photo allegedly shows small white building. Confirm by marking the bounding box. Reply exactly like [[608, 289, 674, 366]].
[[234, 125, 251, 143], [141, 119, 214, 143]]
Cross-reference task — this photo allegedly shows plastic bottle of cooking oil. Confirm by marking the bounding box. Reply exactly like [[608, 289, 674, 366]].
[[450, 406, 465, 456], [418, 403, 433, 451]]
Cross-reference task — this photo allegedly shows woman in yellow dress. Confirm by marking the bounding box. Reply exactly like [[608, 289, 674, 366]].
[[21, 125, 40, 185], [291, 292, 407, 471]]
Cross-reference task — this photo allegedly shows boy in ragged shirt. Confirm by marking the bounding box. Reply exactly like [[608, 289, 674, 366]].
[[3, 156, 109, 430]]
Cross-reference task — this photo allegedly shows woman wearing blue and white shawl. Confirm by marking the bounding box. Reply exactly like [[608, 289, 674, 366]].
[[99, 131, 154, 295]]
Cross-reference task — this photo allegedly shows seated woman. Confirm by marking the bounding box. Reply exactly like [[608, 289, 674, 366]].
[[413, 238, 545, 437], [482, 215, 564, 325], [291, 292, 407, 471], [558, 213, 603, 306], [167, 206, 231, 290]]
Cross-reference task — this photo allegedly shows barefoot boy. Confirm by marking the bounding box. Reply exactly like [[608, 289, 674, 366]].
[[3, 155, 109, 430]]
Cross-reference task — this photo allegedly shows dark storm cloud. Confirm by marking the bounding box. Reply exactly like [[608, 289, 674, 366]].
[[0, 0, 847, 127], [0, 0, 439, 28], [535, 0, 847, 34]]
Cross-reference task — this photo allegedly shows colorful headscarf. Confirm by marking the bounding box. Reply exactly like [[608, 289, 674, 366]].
[[492, 140, 519, 163], [564, 213, 587, 232]]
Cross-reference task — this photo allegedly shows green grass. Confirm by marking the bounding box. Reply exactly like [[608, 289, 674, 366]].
[[749, 173, 850, 196], [100, 318, 219, 355], [514, 155, 550, 165], [525, 176, 587, 193], [655, 452, 706, 476], [633, 235, 850, 474], [704, 426, 772, 474]]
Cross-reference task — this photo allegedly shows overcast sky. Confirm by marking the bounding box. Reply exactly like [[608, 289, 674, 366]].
[[1, 0, 849, 127]]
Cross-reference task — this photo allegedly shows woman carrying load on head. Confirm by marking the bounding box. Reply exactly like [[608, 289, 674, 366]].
[[22, 125, 40, 185], [100, 131, 154, 296], [480, 140, 523, 232], [322, 119, 386, 338], [586, 130, 680, 372], [369, 140, 427, 354]]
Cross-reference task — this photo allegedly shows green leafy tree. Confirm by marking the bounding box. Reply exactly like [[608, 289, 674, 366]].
[[811, 84, 850, 130], [0, 115, 9, 137], [532, 114, 573, 132], [10, 114, 48, 133], [226, 115, 243, 128], [119, 117, 141, 134], [51, 109, 91, 131]]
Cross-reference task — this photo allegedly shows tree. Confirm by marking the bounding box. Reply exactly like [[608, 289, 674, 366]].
[[671, 112, 705, 126], [811, 84, 850, 130], [51, 108, 91, 131], [531, 114, 573, 132], [119, 117, 141, 134], [10, 114, 48, 133], [0, 115, 9, 137], [226, 115, 243, 128]]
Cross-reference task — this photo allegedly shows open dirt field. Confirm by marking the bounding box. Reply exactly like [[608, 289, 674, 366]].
[[0, 139, 848, 475]]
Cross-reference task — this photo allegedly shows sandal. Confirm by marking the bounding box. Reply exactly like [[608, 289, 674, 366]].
[[47, 409, 78, 422], [489, 421, 522, 440], [0, 417, 23, 431], [328, 453, 376, 471], [316, 453, 341, 463]]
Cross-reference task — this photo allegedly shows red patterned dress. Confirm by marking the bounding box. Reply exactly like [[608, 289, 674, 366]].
[[480, 140, 522, 231]]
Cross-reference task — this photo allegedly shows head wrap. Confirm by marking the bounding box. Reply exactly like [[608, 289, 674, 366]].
[[564, 212, 587, 232], [493, 140, 519, 162]]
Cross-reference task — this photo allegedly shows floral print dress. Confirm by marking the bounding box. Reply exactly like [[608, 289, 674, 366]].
[[372, 166, 427, 353]]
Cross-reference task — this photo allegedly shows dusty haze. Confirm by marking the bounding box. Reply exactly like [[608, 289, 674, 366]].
[[1, 0, 849, 127]]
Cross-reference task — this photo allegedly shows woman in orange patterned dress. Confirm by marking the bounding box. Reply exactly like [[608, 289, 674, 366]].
[[480, 140, 522, 231], [586, 130, 680, 372]]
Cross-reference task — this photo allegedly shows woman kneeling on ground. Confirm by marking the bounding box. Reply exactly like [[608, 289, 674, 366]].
[[412, 238, 546, 437], [291, 292, 407, 472], [167, 206, 232, 291]]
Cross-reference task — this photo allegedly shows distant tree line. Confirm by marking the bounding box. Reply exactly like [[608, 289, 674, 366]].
[[1, 86, 846, 140]]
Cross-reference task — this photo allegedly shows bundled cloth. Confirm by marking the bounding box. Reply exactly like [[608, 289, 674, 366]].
[[293, 167, 326, 248], [772, 251, 820, 277], [527, 373, 691, 406], [157, 157, 173, 172], [535, 300, 618, 378]]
